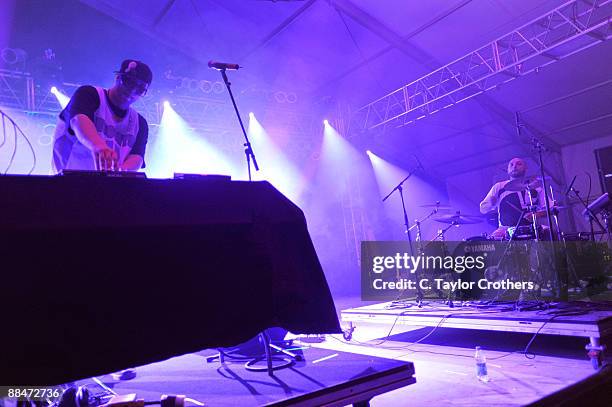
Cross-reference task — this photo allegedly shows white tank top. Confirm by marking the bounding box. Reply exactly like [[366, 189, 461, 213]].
[[52, 86, 140, 172]]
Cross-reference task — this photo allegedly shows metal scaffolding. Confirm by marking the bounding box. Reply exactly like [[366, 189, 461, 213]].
[[0, 70, 34, 111], [351, 0, 612, 132], [0, 68, 321, 165]]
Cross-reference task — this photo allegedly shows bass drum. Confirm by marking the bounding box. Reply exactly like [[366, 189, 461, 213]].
[[450, 237, 510, 301]]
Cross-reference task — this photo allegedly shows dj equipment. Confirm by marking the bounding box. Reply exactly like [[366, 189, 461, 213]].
[[59, 169, 147, 178], [0, 175, 340, 385]]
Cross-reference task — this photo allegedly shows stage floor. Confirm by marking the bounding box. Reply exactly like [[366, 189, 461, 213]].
[[341, 300, 612, 340], [44, 347, 415, 407], [322, 297, 612, 406]]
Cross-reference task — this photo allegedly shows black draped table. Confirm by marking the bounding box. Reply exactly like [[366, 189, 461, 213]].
[[0, 175, 340, 384]]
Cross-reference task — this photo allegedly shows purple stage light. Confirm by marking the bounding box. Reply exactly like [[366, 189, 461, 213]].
[[50, 86, 69, 108]]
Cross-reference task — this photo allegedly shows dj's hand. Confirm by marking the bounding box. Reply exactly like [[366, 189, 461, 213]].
[[94, 145, 118, 171]]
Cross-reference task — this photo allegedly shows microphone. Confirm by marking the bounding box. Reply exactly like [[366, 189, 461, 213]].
[[565, 175, 577, 196], [208, 61, 241, 70]]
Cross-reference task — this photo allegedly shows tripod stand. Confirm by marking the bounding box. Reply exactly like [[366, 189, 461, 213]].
[[382, 170, 424, 304], [206, 330, 302, 376], [215, 68, 260, 181]]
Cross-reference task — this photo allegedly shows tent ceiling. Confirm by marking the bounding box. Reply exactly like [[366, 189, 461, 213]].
[[70, 0, 612, 176]]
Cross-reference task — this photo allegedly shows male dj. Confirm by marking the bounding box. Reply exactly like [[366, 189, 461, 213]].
[[480, 157, 546, 239], [52, 59, 152, 172]]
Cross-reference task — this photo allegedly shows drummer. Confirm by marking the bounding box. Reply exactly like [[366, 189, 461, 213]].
[[480, 158, 547, 239]]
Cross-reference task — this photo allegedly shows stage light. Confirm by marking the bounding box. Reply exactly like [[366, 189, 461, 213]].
[[50, 86, 70, 109], [249, 112, 254, 118], [366, 150, 372, 155], [323, 119, 329, 126], [146, 101, 235, 179], [367, 152, 445, 235], [320, 119, 365, 178], [246, 113, 305, 201]]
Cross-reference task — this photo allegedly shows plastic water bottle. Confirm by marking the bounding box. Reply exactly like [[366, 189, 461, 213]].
[[475, 346, 489, 382]]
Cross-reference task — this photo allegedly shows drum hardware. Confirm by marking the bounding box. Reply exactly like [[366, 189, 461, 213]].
[[506, 224, 542, 240], [434, 221, 457, 241], [410, 203, 446, 242], [520, 128, 556, 243], [501, 175, 552, 192], [419, 202, 453, 210], [561, 232, 591, 241], [433, 211, 484, 225], [483, 206, 546, 303]]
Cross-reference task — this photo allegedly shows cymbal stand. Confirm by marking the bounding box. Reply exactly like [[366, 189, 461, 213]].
[[516, 112, 554, 241], [525, 119, 565, 299], [409, 206, 441, 243], [548, 185, 564, 241], [532, 136, 555, 241], [430, 221, 457, 242], [488, 208, 532, 305], [525, 188, 541, 241]]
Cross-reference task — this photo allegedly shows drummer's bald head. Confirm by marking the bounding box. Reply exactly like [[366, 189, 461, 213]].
[[507, 157, 527, 179]]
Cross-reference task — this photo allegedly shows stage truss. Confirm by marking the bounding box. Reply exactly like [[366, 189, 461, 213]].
[[351, 0, 612, 133]]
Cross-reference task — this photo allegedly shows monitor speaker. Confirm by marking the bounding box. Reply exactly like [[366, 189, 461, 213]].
[[594, 146, 612, 194]]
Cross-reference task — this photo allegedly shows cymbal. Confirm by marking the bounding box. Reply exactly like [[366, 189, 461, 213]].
[[434, 212, 484, 224], [503, 176, 552, 192], [420, 202, 452, 209]]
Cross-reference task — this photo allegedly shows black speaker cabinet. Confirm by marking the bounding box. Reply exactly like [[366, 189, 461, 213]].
[[594, 146, 612, 194]]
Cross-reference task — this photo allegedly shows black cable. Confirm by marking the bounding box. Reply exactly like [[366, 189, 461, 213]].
[[5, 119, 18, 174], [333, 302, 606, 359], [0, 109, 37, 174], [1, 114, 7, 149], [333, 304, 517, 350]]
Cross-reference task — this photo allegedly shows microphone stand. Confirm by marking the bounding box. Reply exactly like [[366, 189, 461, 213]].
[[218, 69, 259, 181], [515, 112, 554, 241], [382, 172, 415, 253], [382, 170, 423, 305], [531, 137, 555, 242]]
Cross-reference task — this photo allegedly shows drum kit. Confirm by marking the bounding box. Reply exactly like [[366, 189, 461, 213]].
[[406, 177, 581, 303], [383, 168, 609, 303], [415, 176, 568, 243]]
